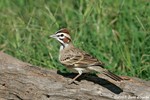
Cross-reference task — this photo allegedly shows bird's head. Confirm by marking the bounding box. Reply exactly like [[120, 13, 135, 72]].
[[50, 28, 72, 45]]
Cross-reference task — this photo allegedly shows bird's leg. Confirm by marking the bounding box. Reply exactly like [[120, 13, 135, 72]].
[[69, 69, 82, 84], [69, 73, 82, 84]]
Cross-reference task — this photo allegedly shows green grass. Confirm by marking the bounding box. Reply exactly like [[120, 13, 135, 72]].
[[0, 0, 150, 80]]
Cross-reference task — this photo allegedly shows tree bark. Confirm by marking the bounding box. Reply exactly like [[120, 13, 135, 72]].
[[0, 51, 150, 100]]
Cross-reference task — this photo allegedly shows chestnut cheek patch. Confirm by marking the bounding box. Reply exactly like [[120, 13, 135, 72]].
[[63, 37, 71, 43]]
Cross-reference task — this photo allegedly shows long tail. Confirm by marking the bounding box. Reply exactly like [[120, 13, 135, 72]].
[[102, 70, 123, 81], [88, 66, 123, 81]]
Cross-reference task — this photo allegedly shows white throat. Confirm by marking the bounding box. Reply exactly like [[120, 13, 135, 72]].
[[59, 43, 69, 51]]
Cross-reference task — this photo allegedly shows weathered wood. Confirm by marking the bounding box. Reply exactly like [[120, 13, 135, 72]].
[[0, 51, 150, 100]]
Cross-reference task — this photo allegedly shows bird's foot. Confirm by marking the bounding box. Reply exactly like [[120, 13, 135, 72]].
[[68, 79, 79, 85]]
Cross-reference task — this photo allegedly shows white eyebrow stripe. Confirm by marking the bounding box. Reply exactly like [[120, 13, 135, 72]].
[[57, 32, 71, 39], [64, 34, 71, 39]]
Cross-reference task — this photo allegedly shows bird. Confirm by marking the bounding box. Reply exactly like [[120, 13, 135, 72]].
[[50, 28, 123, 84]]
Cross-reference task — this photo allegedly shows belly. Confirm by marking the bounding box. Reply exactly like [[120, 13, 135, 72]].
[[68, 67, 90, 73]]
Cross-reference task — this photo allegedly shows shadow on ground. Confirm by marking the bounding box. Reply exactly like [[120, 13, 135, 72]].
[[57, 71, 123, 94]]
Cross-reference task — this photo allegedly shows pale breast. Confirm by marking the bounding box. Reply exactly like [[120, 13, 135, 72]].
[[59, 45, 82, 65]]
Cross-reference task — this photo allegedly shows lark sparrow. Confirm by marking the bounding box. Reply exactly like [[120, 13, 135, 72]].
[[50, 28, 123, 84]]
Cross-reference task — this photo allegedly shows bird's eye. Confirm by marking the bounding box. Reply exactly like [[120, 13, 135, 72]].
[[60, 34, 64, 37]]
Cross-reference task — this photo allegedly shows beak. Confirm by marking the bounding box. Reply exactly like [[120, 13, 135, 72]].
[[49, 34, 56, 38]]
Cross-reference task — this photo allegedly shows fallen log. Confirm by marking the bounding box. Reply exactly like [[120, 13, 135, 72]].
[[0, 52, 150, 100]]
